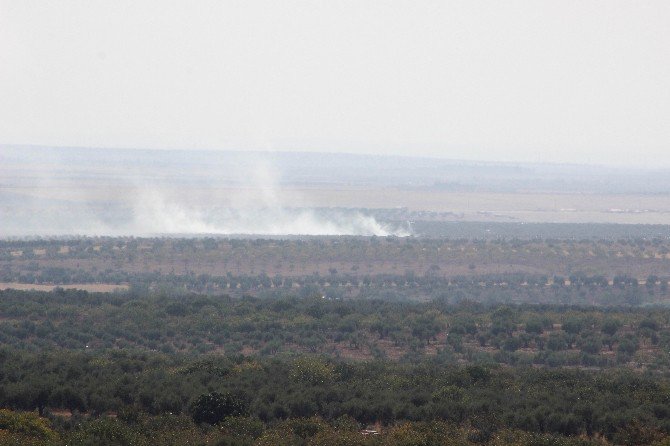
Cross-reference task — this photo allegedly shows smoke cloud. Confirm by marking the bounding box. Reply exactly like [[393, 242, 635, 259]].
[[128, 161, 409, 236], [131, 196, 407, 236], [1, 148, 411, 237]]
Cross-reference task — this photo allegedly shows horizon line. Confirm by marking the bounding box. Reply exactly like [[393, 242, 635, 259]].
[[2, 142, 661, 171]]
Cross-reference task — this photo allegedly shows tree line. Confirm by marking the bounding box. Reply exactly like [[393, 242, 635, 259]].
[[1, 289, 669, 369], [2, 350, 670, 445]]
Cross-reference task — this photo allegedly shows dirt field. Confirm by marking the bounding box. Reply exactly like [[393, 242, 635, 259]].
[[0, 282, 129, 292], [4, 236, 670, 284], [7, 181, 670, 225]]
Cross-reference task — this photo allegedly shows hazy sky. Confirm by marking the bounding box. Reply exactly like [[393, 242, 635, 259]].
[[1, 1, 668, 166]]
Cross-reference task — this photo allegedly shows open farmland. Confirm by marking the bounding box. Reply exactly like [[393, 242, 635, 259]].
[[4, 148, 670, 445], [3, 236, 670, 286], [5, 147, 670, 238], [0, 282, 128, 292]]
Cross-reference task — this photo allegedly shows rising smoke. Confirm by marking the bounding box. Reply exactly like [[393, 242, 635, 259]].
[[1, 148, 411, 237], [129, 162, 409, 236]]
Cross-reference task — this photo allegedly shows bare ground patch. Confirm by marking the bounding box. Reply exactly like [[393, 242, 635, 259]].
[[0, 282, 129, 292]]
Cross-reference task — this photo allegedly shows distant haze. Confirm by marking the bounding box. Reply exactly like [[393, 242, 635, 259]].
[[1, 1, 669, 167], [3, 146, 670, 237]]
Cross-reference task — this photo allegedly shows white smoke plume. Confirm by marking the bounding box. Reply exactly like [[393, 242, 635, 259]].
[[128, 161, 409, 236], [1, 148, 411, 237]]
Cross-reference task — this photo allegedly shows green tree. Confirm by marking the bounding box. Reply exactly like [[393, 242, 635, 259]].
[[191, 392, 248, 425], [601, 318, 622, 336]]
